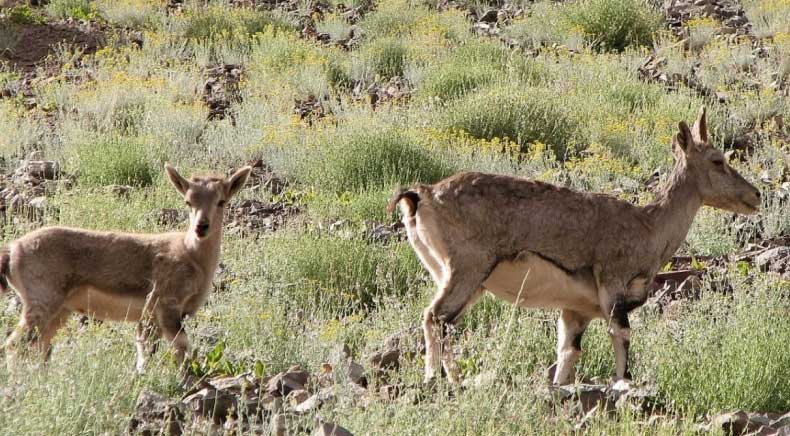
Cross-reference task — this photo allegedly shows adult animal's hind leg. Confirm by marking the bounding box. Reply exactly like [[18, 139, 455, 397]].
[[553, 309, 590, 385], [403, 215, 444, 285], [599, 289, 637, 381], [423, 262, 493, 384]]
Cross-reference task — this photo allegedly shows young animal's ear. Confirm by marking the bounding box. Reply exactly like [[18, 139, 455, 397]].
[[165, 163, 190, 195], [674, 121, 695, 155], [692, 105, 708, 145], [224, 166, 251, 199]]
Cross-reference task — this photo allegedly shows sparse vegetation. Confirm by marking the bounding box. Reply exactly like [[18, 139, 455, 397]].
[[0, 0, 789, 433]]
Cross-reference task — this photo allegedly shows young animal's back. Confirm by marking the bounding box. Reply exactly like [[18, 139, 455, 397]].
[[8, 226, 186, 300]]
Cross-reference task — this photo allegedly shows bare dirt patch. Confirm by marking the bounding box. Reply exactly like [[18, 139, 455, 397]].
[[0, 20, 104, 72]]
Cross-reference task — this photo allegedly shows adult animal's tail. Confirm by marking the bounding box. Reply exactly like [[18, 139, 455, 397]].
[[387, 186, 421, 217], [0, 247, 10, 294]]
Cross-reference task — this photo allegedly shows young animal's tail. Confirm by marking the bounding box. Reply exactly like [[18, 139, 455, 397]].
[[0, 247, 10, 294], [387, 186, 421, 217]]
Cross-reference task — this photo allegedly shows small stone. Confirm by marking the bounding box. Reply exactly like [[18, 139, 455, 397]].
[[313, 420, 354, 436], [28, 197, 48, 209], [271, 413, 287, 436], [181, 387, 237, 424], [347, 360, 367, 387], [379, 384, 401, 401], [294, 387, 335, 413], [267, 366, 309, 397], [286, 389, 310, 408]]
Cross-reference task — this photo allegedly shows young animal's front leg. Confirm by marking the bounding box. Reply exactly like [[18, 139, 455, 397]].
[[135, 319, 160, 373], [156, 306, 189, 368]]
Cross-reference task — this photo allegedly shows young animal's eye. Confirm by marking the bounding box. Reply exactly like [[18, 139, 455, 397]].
[[713, 160, 725, 167], [218, 200, 226, 207], [185, 200, 192, 207]]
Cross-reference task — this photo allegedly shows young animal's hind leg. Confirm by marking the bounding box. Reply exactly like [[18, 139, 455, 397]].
[[423, 262, 493, 384], [4, 294, 65, 366], [553, 309, 590, 385], [38, 307, 71, 361]]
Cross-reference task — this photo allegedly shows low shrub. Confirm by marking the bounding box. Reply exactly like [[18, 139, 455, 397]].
[[68, 134, 160, 187], [261, 232, 424, 312], [564, 0, 662, 51], [441, 86, 577, 158], [295, 126, 454, 194]]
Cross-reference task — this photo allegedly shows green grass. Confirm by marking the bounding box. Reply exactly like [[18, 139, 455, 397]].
[[649, 273, 790, 415]]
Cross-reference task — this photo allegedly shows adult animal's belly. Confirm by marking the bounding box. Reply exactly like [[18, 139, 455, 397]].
[[482, 253, 602, 317], [64, 287, 146, 322]]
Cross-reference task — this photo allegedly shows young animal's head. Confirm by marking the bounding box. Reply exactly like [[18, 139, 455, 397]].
[[165, 164, 252, 239], [673, 107, 760, 215]]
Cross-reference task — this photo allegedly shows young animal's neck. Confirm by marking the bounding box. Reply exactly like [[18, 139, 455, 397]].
[[643, 157, 703, 262], [183, 227, 223, 274]]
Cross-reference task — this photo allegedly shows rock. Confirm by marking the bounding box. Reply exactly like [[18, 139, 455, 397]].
[[227, 199, 297, 233], [294, 387, 336, 413], [267, 366, 310, 397], [127, 390, 184, 436], [461, 370, 499, 389], [28, 196, 48, 209], [182, 386, 238, 424], [106, 184, 133, 197], [314, 420, 354, 436], [16, 160, 59, 182], [368, 327, 427, 383], [772, 412, 790, 427], [286, 389, 310, 408], [181, 373, 262, 424], [711, 411, 756, 435], [347, 360, 367, 388], [754, 247, 790, 274], [294, 94, 325, 122], [364, 221, 405, 243], [148, 208, 188, 227], [378, 384, 401, 401], [203, 64, 243, 123], [271, 413, 288, 436], [478, 9, 498, 23]]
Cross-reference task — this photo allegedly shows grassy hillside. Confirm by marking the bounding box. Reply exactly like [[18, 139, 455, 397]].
[[0, 0, 788, 434]]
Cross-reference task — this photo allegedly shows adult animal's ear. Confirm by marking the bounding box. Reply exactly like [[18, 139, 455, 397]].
[[692, 105, 708, 145], [673, 121, 695, 156], [165, 163, 189, 195], [225, 166, 252, 199]]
